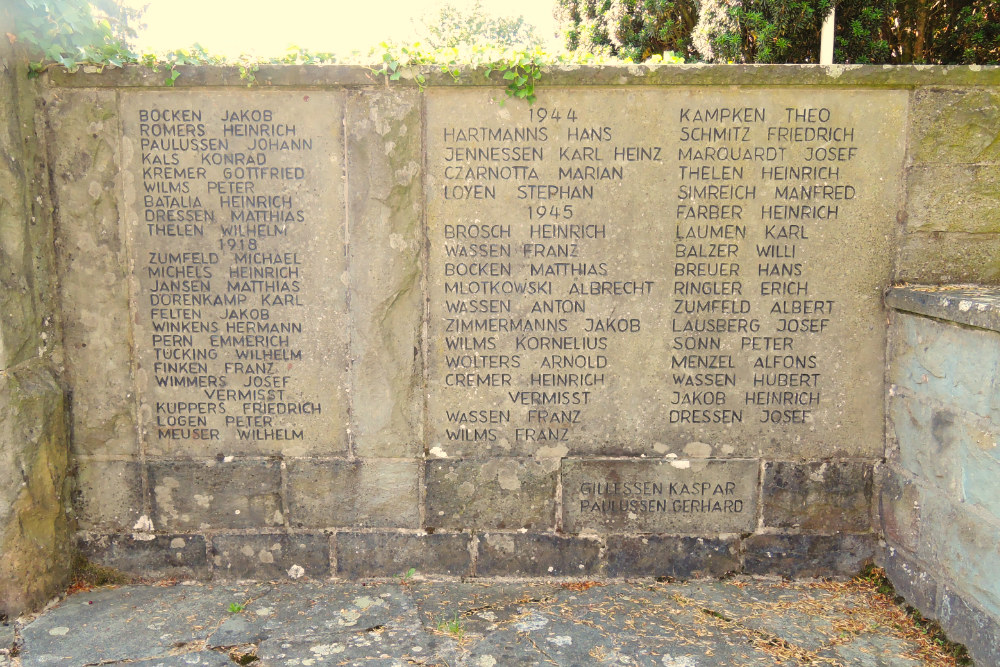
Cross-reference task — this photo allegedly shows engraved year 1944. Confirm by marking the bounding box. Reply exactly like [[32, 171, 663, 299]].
[[529, 107, 578, 123]]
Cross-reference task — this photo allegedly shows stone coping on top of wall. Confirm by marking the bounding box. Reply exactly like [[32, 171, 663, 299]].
[[887, 285, 1000, 332], [46, 63, 1000, 88]]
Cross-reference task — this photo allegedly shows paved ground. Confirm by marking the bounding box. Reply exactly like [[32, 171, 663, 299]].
[[2, 577, 961, 666]]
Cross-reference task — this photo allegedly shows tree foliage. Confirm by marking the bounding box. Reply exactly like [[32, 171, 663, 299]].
[[559, 0, 1000, 63], [835, 0, 1000, 64], [556, 0, 697, 60], [413, 2, 542, 50], [694, 0, 833, 63]]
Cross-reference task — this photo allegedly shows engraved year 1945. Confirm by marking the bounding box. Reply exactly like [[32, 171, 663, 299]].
[[527, 205, 574, 220]]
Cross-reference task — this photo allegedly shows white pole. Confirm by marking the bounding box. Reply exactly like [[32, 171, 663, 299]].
[[820, 5, 836, 64]]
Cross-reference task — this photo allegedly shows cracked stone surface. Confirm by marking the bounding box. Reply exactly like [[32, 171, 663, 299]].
[[13, 579, 959, 666]]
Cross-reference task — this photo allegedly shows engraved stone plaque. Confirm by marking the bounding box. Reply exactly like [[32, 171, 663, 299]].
[[562, 459, 758, 533], [426, 88, 906, 461], [122, 91, 347, 457]]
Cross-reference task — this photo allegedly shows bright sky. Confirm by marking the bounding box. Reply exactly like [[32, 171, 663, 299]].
[[123, 0, 561, 57]]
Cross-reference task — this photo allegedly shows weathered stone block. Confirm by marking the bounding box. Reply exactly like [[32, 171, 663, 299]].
[[148, 460, 282, 531], [879, 465, 921, 553], [907, 165, 1000, 234], [346, 90, 423, 459], [888, 395, 962, 495], [959, 436, 1000, 521], [286, 459, 419, 529], [211, 533, 329, 580], [889, 314, 1000, 419], [604, 536, 739, 578], [563, 459, 758, 534], [896, 232, 1000, 285], [909, 88, 1000, 164], [917, 493, 1000, 617], [0, 51, 54, 371], [47, 88, 137, 459], [73, 460, 142, 531], [0, 365, 72, 616], [882, 549, 938, 614], [938, 586, 1000, 667], [79, 534, 209, 580], [744, 534, 875, 578], [762, 460, 873, 532], [476, 533, 601, 577], [425, 458, 558, 530], [335, 532, 471, 578]]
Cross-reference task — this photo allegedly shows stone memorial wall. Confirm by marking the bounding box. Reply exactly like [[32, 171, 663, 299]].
[[1, 66, 996, 603], [52, 77, 902, 580]]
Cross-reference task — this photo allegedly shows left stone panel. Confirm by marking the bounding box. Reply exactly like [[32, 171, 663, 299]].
[[1, 31, 72, 615], [120, 91, 349, 459]]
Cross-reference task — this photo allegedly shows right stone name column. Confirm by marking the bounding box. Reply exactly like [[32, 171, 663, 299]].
[[425, 88, 905, 549]]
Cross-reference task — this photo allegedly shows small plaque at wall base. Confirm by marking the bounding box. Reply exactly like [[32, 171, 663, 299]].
[[562, 458, 758, 533]]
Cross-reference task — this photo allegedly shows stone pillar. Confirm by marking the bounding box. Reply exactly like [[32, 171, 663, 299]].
[[0, 16, 73, 616], [883, 287, 1000, 667]]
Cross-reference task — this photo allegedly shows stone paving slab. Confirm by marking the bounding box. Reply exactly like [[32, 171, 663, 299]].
[[18, 582, 269, 665], [10, 578, 959, 666]]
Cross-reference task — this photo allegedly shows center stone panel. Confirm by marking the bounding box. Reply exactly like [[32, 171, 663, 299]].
[[122, 91, 347, 458], [426, 88, 906, 459]]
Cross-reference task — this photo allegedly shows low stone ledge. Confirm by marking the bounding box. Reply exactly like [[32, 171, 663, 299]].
[[77, 533, 210, 581], [743, 533, 877, 578], [604, 535, 740, 578], [210, 533, 330, 580], [475, 533, 602, 577], [335, 532, 472, 578], [887, 285, 1000, 332]]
